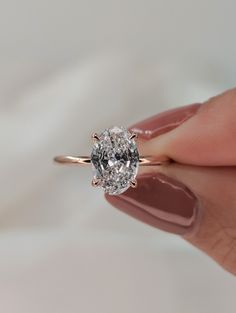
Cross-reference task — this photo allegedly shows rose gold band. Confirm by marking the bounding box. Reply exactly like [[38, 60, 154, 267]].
[[54, 155, 170, 166], [54, 156, 91, 164]]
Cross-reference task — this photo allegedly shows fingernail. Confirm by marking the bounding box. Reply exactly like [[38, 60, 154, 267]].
[[130, 103, 201, 140], [105, 173, 199, 235]]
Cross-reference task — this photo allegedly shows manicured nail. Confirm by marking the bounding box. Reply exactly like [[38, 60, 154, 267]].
[[105, 173, 199, 235], [130, 103, 201, 140], [105, 104, 201, 233]]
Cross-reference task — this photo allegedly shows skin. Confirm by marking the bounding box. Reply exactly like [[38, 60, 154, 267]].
[[141, 88, 236, 165], [106, 88, 236, 276]]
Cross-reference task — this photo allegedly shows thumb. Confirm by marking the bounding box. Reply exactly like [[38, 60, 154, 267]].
[[106, 162, 236, 276], [158, 163, 236, 276], [106, 87, 236, 275]]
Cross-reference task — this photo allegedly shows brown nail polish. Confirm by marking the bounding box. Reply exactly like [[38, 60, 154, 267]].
[[130, 103, 201, 140], [106, 173, 199, 235], [105, 104, 201, 233]]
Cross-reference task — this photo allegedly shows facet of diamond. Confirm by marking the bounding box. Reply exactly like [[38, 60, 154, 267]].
[[91, 126, 139, 195]]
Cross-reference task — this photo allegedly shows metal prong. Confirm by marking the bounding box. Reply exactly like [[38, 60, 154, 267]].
[[92, 133, 100, 142], [92, 178, 101, 187], [130, 179, 137, 188], [129, 133, 138, 140]]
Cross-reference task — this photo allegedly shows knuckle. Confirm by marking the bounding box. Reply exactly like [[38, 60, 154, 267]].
[[211, 228, 236, 276]]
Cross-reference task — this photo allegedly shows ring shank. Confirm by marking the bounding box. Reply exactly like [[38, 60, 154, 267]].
[[54, 156, 91, 164], [54, 155, 169, 166], [139, 156, 170, 166]]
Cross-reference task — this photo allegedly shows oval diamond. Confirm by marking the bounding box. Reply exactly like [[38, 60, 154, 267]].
[[91, 126, 139, 195]]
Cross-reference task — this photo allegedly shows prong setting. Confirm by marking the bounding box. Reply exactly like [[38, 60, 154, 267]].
[[54, 126, 171, 196], [130, 179, 137, 188], [129, 133, 138, 140], [91, 178, 101, 187], [91, 126, 139, 195], [92, 133, 100, 142]]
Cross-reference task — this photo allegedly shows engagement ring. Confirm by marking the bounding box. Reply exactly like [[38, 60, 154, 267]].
[[54, 126, 168, 195]]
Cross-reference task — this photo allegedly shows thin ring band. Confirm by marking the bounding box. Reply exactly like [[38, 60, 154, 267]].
[[54, 126, 171, 195], [54, 155, 170, 166]]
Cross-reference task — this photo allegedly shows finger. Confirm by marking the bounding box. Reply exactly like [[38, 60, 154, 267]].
[[106, 164, 236, 275], [158, 163, 236, 276], [106, 88, 236, 275], [132, 88, 236, 166]]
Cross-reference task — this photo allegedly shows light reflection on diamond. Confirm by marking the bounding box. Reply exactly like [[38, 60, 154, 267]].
[[91, 126, 139, 195]]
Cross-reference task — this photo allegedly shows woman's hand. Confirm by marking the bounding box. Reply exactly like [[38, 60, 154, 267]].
[[106, 88, 236, 276]]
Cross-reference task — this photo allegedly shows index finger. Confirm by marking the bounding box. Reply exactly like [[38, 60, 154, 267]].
[[132, 88, 236, 166]]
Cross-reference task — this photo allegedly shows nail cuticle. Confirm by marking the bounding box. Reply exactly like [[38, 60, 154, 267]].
[[130, 103, 201, 140]]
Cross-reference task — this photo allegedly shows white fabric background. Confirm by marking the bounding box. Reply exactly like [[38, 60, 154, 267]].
[[1, 1, 236, 312]]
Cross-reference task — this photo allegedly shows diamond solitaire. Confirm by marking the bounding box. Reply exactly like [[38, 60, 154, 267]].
[[91, 126, 139, 195], [54, 126, 169, 195]]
